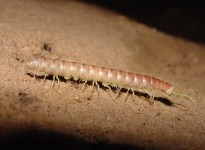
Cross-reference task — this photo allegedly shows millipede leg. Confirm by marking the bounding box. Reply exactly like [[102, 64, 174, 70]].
[[73, 76, 78, 81], [33, 69, 39, 79], [36, 70, 39, 75], [52, 75, 56, 87], [32, 70, 38, 83], [41, 74, 47, 84], [33, 70, 36, 78], [130, 89, 135, 101], [115, 86, 122, 100], [102, 83, 112, 93], [95, 81, 100, 96], [92, 81, 95, 91], [89, 81, 96, 95], [56, 76, 60, 90], [102, 83, 114, 100], [116, 86, 122, 95], [56, 76, 60, 85], [148, 89, 154, 104], [82, 80, 88, 91], [95, 81, 100, 92], [125, 89, 130, 101], [88, 81, 95, 100], [138, 88, 154, 104]]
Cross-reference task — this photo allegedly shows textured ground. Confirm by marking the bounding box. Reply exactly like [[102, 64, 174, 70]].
[[0, 0, 205, 150]]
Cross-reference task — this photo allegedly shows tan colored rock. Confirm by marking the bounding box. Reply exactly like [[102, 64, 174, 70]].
[[0, 0, 205, 149]]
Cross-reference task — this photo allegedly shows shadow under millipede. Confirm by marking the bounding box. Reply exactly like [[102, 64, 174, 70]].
[[27, 73, 174, 106]]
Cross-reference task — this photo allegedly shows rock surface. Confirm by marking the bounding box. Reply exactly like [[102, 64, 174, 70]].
[[0, 0, 205, 149]]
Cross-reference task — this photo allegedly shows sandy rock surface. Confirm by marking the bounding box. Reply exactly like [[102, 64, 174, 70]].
[[0, 0, 205, 149]]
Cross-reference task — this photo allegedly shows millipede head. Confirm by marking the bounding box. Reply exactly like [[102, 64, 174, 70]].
[[165, 86, 174, 96]]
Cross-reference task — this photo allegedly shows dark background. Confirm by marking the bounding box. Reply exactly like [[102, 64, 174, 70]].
[[86, 0, 205, 44]]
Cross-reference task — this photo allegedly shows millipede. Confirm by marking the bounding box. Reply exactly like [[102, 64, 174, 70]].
[[25, 57, 195, 103]]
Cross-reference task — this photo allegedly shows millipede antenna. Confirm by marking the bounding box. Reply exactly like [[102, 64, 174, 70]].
[[173, 92, 196, 102]]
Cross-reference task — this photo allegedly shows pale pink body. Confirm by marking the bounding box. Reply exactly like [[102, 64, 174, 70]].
[[26, 58, 174, 95]]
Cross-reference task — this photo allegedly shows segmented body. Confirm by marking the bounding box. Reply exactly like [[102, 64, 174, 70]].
[[26, 58, 174, 96]]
